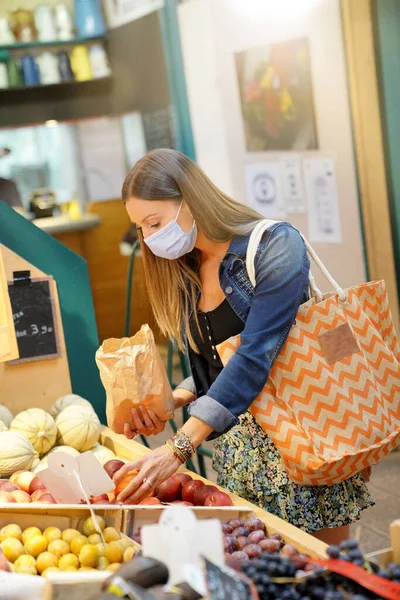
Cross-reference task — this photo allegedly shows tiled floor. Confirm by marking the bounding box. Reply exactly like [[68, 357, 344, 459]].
[[145, 347, 400, 554]]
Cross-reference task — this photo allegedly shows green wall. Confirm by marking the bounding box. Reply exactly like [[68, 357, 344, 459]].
[[0, 204, 106, 423]]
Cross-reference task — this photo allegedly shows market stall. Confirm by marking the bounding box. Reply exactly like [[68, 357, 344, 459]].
[[0, 232, 399, 600]]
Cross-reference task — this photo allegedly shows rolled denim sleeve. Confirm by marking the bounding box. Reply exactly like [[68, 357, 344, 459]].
[[188, 225, 310, 436], [175, 376, 197, 397]]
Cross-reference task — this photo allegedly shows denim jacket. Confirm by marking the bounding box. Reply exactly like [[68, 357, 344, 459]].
[[177, 222, 310, 439]]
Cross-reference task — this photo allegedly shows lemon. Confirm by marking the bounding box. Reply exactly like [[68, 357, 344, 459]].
[[1, 538, 25, 562], [41, 566, 60, 578], [97, 556, 110, 570], [79, 544, 98, 568], [43, 527, 62, 544], [61, 529, 80, 544], [70, 535, 88, 556], [83, 516, 105, 537], [22, 527, 42, 545], [36, 552, 59, 574], [59, 553, 79, 571], [106, 541, 124, 564], [103, 527, 120, 543], [123, 547, 135, 562], [24, 535, 48, 558], [107, 562, 121, 572], [47, 540, 69, 558], [88, 533, 102, 545], [0, 524, 22, 542]]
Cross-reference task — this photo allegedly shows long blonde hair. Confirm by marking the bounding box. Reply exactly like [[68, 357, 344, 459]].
[[122, 149, 262, 350]]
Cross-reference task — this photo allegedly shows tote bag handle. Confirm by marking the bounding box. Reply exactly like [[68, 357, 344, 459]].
[[246, 220, 347, 303]]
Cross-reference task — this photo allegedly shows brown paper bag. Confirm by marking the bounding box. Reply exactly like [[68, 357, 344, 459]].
[[95, 325, 174, 434]]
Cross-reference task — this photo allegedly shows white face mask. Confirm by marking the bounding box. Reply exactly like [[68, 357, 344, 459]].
[[144, 200, 197, 260]]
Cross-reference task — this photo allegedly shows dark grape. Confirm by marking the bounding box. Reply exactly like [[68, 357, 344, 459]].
[[327, 545, 340, 558]]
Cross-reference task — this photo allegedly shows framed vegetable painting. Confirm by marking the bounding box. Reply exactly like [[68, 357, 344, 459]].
[[235, 38, 318, 152]]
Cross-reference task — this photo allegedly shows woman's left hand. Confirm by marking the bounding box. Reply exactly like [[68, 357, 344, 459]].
[[113, 445, 182, 504]]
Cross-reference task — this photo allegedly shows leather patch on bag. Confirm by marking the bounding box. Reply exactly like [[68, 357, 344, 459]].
[[318, 323, 360, 365]]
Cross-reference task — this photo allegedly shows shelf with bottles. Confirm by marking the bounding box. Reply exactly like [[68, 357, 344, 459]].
[[0, 73, 112, 93], [0, 34, 106, 52]]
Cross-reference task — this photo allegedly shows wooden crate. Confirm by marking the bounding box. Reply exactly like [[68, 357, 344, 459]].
[[0, 506, 124, 600], [100, 427, 328, 558]]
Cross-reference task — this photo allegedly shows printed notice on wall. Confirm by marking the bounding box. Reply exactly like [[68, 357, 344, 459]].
[[281, 155, 306, 213], [245, 162, 286, 219], [303, 157, 342, 243]]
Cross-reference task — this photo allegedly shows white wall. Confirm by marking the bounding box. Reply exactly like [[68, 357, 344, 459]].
[[178, 0, 366, 291]]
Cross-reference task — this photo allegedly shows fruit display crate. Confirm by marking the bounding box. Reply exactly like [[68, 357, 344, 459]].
[[100, 427, 329, 559], [367, 519, 400, 567], [0, 506, 126, 600]]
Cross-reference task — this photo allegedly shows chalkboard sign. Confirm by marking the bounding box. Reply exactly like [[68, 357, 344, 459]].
[[8, 273, 60, 364], [142, 106, 176, 151], [204, 558, 259, 600]]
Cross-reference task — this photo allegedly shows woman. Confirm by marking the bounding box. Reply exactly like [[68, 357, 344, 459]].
[[114, 149, 373, 544]]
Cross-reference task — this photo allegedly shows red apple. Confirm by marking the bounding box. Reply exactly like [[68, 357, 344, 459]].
[[11, 490, 31, 503], [204, 491, 233, 507], [182, 480, 204, 504], [171, 501, 194, 506], [89, 494, 109, 504], [36, 493, 56, 504], [104, 459, 125, 479], [139, 497, 161, 505], [0, 491, 16, 503], [175, 473, 193, 486], [0, 481, 19, 493], [31, 489, 52, 502], [12, 471, 35, 493], [193, 485, 218, 506], [9, 470, 25, 483], [28, 477, 47, 495], [155, 476, 182, 503]]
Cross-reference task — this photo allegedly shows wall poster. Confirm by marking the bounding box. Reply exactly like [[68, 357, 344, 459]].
[[235, 38, 318, 152]]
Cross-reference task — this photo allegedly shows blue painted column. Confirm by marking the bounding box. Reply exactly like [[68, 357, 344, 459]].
[[158, 0, 196, 161]]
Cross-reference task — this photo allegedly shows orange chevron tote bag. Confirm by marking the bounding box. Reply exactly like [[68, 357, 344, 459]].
[[217, 220, 400, 486]]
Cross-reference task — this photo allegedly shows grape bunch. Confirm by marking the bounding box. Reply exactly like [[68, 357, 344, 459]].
[[234, 539, 400, 600]]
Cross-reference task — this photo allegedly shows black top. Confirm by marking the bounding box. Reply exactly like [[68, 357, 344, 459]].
[[189, 299, 244, 393]]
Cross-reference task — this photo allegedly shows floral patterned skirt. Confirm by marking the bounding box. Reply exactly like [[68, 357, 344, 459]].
[[212, 411, 374, 533]]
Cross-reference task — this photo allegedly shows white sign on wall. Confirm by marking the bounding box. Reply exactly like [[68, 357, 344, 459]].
[[303, 157, 342, 243], [104, 0, 164, 29], [245, 162, 286, 219]]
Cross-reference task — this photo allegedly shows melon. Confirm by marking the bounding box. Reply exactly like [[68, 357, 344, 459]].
[[50, 395, 93, 418], [31, 456, 40, 471], [35, 445, 80, 472], [0, 431, 38, 477], [90, 443, 116, 465], [0, 422, 7, 433], [10, 409, 57, 456], [0, 406, 13, 428], [56, 405, 101, 452]]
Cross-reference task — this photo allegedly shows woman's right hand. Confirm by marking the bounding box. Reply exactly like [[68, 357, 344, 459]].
[[123, 407, 167, 439]]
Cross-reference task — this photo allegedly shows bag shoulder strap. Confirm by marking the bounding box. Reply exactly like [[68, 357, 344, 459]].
[[246, 220, 346, 303]]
